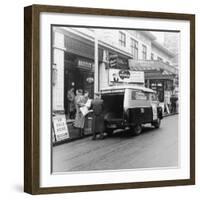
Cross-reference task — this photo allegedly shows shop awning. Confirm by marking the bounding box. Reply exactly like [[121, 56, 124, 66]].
[[128, 60, 177, 80], [129, 59, 178, 73]]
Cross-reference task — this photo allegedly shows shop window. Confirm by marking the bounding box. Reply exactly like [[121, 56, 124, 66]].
[[164, 80, 173, 90], [151, 93, 158, 101], [142, 45, 147, 60], [52, 64, 57, 86], [119, 32, 126, 47], [149, 80, 164, 102]]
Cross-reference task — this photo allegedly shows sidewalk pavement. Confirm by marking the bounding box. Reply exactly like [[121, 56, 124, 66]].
[[53, 113, 178, 146]]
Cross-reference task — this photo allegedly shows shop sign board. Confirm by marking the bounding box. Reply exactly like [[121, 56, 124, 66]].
[[77, 59, 94, 70], [109, 54, 118, 68], [53, 115, 69, 141], [109, 54, 128, 69], [109, 69, 144, 84]]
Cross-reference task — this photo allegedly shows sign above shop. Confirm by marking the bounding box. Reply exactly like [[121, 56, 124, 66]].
[[77, 59, 94, 70], [109, 69, 144, 85], [109, 54, 118, 68], [128, 59, 178, 74], [118, 70, 130, 79], [109, 54, 129, 69], [53, 115, 69, 141]]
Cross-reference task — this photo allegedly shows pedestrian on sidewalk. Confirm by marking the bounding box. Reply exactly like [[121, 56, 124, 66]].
[[67, 87, 75, 119], [90, 92, 105, 140], [170, 94, 178, 114], [74, 89, 85, 137]]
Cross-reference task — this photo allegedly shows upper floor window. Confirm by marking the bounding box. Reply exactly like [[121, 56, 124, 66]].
[[142, 45, 147, 60], [151, 53, 154, 60], [157, 56, 163, 62], [166, 61, 170, 65], [119, 32, 126, 47], [130, 38, 138, 60]]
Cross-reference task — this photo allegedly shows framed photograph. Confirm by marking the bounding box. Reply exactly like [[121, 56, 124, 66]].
[[24, 4, 195, 194]]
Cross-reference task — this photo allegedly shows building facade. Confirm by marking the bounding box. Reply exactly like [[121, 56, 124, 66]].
[[52, 27, 178, 118], [164, 32, 180, 67]]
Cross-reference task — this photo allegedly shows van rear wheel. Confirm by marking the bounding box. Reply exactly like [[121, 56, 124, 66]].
[[152, 118, 161, 128], [105, 128, 113, 136], [132, 124, 142, 136]]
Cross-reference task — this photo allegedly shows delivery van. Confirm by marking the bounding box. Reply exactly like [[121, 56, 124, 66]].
[[101, 85, 163, 135]]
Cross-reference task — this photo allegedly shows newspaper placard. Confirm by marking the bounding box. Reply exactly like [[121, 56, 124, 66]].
[[53, 115, 69, 141]]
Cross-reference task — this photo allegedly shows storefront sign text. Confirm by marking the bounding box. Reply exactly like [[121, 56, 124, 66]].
[[77, 60, 94, 70], [109, 54, 128, 69]]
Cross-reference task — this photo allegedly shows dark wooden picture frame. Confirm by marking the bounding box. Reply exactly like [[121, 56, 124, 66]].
[[24, 4, 195, 195]]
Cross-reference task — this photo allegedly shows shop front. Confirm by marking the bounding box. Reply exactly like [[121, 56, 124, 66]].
[[147, 79, 173, 103], [64, 54, 95, 119], [52, 30, 105, 144], [129, 59, 178, 114]]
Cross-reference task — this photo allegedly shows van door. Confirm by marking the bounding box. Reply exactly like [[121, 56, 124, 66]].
[[125, 89, 152, 124]]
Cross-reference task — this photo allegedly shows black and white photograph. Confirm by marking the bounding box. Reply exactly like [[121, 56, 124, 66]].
[[51, 26, 180, 173], [23, 5, 195, 194]]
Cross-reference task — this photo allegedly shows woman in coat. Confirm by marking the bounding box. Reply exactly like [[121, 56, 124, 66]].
[[74, 89, 85, 136]]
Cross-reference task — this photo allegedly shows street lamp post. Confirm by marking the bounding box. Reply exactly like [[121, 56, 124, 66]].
[[94, 30, 99, 96]]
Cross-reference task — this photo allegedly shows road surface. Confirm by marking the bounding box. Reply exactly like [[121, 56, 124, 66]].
[[52, 115, 178, 172]]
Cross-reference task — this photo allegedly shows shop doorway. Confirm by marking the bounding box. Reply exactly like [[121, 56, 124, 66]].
[[64, 67, 94, 118], [149, 80, 164, 102]]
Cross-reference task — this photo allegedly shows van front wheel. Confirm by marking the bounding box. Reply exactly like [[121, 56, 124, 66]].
[[133, 124, 142, 136]]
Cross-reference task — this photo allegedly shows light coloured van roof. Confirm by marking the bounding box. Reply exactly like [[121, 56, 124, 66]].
[[100, 85, 156, 94]]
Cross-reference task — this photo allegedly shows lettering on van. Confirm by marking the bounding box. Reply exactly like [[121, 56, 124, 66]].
[[131, 91, 148, 100]]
